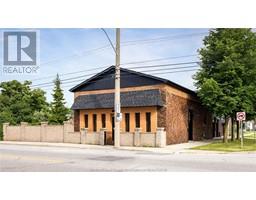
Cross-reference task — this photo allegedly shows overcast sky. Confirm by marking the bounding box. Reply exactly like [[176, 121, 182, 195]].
[[0, 28, 209, 106]]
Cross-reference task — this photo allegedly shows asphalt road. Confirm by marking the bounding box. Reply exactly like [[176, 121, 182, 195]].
[[0, 144, 256, 172]]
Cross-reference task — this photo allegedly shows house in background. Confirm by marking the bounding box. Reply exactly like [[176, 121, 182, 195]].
[[70, 66, 213, 145]]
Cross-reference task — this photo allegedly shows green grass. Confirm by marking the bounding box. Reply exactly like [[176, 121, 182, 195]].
[[191, 138, 256, 152], [244, 131, 256, 140]]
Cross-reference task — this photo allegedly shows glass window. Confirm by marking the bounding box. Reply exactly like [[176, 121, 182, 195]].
[[84, 114, 88, 128], [93, 114, 97, 131], [146, 112, 151, 132], [101, 114, 106, 128], [135, 113, 140, 128], [125, 113, 130, 132]]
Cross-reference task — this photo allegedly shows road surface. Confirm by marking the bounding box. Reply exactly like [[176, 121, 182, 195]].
[[0, 143, 255, 171]]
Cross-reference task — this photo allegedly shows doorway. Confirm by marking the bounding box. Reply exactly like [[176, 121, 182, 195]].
[[188, 109, 193, 140], [105, 114, 115, 145]]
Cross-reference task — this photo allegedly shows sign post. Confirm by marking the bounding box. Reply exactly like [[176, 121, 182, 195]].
[[236, 112, 246, 148]]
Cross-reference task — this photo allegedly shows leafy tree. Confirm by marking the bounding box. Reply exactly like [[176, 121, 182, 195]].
[[0, 80, 48, 139], [49, 74, 70, 124], [194, 28, 256, 143]]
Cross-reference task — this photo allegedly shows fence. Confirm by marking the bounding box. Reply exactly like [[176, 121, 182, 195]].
[[2, 122, 166, 147]]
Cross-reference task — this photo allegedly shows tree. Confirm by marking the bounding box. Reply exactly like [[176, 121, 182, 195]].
[[49, 74, 70, 124], [194, 28, 256, 143], [0, 80, 48, 140]]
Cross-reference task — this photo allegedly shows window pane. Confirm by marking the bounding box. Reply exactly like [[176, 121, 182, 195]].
[[101, 114, 106, 128], [84, 114, 88, 128], [146, 112, 151, 132], [93, 114, 97, 132], [125, 113, 130, 132], [135, 113, 140, 128]]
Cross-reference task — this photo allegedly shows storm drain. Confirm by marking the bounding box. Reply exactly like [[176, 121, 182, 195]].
[[89, 156, 132, 161]]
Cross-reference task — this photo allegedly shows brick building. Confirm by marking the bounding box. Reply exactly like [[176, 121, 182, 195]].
[[70, 66, 213, 145]]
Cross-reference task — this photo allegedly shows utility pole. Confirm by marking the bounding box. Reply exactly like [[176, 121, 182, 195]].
[[114, 28, 121, 147]]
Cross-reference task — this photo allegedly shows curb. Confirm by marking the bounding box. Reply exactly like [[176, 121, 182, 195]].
[[2, 141, 254, 154]]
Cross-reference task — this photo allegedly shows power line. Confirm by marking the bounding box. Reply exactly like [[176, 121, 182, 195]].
[[31, 61, 199, 87], [39, 44, 111, 67], [101, 28, 116, 53], [31, 54, 198, 82], [36, 31, 205, 70], [129, 61, 199, 70], [121, 32, 208, 46], [122, 54, 197, 65], [137, 65, 198, 73], [31, 64, 199, 88], [34, 68, 199, 90], [30, 65, 110, 82]]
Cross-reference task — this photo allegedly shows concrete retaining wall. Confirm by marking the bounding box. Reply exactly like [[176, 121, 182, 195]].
[[24, 125, 41, 142], [140, 133, 156, 147], [5, 126, 20, 141], [120, 132, 134, 146], [65, 132, 81, 144], [3, 122, 166, 147]]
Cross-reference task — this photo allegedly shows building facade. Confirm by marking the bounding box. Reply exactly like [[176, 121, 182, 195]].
[[70, 66, 213, 145]]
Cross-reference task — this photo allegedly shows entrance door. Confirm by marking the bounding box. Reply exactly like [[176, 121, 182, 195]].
[[188, 110, 193, 140]]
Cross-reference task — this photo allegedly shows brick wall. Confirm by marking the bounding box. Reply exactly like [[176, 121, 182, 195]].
[[158, 85, 213, 145], [72, 83, 213, 145]]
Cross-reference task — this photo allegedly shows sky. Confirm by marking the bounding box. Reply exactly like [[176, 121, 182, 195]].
[[0, 28, 209, 107]]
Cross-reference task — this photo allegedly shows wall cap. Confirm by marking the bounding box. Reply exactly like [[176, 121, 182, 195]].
[[114, 127, 122, 132], [157, 127, 165, 131]]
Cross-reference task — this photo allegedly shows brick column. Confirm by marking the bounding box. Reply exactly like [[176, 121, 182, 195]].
[[40, 122, 48, 142], [100, 128, 107, 145], [81, 128, 88, 144], [2, 123, 9, 141], [20, 122, 28, 141], [134, 128, 141, 147], [156, 127, 166, 147]]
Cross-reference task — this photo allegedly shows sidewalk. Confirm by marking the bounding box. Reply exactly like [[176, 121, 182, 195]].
[[0, 140, 214, 154]]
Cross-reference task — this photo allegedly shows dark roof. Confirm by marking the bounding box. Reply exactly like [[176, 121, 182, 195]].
[[69, 66, 196, 96], [71, 89, 163, 110]]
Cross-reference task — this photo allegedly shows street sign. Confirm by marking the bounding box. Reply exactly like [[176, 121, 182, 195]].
[[236, 112, 246, 121], [116, 113, 122, 122], [236, 112, 246, 149]]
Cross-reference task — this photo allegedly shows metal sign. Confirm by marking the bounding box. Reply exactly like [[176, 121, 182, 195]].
[[116, 113, 122, 122], [236, 112, 246, 121], [115, 103, 120, 113]]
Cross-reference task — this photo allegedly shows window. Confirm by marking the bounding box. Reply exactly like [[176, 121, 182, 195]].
[[101, 114, 106, 128], [84, 114, 88, 128], [93, 114, 97, 131], [135, 113, 140, 128], [125, 113, 130, 132], [146, 112, 151, 132]]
